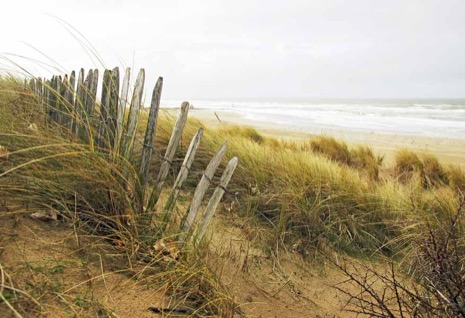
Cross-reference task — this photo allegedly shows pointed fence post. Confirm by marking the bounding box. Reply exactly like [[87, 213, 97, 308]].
[[139, 77, 163, 191], [194, 157, 238, 245], [90, 69, 99, 126], [122, 69, 145, 159], [73, 68, 85, 136], [158, 128, 203, 235], [115, 67, 131, 152], [96, 69, 111, 148], [180, 141, 228, 241], [36, 78, 44, 111], [81, 70, 94, 141], [62, 74, 73, 129], [107, 67, 120, 148], [67, 71, 76, 131], [58, 75, 67, 125], [45, 79, 52, 123], [51, 76, 59, 123], [147, 102, 189, 210]]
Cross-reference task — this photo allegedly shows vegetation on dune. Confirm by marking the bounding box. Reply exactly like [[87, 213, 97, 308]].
[[333, 191, 465, 317], [149, 118, 464, 258], [2, 74, 465, 317], [310, 136, 383, 180], [0, 77, 236, 317], [448, 164, 465, 192], [395, 148, 461, 190]]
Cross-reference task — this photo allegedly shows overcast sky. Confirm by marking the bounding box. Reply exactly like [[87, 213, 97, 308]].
[[1, 0, 464, 100]]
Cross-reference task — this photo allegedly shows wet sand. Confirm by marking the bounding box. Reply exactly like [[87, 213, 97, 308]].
[[175, 108, 465, 168]]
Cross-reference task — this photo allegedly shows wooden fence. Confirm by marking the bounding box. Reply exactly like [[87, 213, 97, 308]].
[[28, 67, 237, 244]]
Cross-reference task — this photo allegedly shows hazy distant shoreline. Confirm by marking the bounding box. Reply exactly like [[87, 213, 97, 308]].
[[160, 99, 465, 140], [159, 107, 465, 169]]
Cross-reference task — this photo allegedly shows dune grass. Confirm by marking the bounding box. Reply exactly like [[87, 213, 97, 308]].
[[4, 74, 464, 260], [2, 74, 465, 316], [0, 76, 237, 316], [140, 113, 464, 259], [152, 119, 465, 317], [394, 148, 460, 190]]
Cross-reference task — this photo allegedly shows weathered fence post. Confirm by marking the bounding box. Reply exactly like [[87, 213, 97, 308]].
[[108, 67, 120, 148], [62, 74, 73, 128], [44, 79, 52, 123], [67, 71, 76, 131], [115, 67, 131, 152], [81, 70, 94, 140], [73, 68, 85, 136], [180, 141, 228, 241], [194, 157, 238, 245], [139, 77, 163, 191], [148, 102, 190, 210], [96, 69, 111, 148], [122, 69, 145, 159], [158, 127, 204, 234], [49, 76, 58, 123]]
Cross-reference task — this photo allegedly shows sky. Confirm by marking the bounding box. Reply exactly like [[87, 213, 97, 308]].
[[1, 0, 465, 100]]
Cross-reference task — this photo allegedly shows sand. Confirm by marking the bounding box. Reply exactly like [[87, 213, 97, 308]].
[[179, 108, 465, 168]]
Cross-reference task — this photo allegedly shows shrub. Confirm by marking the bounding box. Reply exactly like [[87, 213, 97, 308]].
[[332, 192, 465, 317]]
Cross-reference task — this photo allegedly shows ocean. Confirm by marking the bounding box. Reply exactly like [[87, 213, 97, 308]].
[[161, 99, 465, 139]]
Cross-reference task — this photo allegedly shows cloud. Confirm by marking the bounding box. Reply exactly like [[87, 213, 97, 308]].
[[1, 0, 464, 98]]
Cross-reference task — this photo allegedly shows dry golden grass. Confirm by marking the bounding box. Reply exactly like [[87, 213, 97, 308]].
[[3, 74, 465, 316], [0, 77, 238, 317]]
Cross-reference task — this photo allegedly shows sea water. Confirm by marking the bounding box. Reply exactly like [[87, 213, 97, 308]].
[[162, 99, 465, 139]]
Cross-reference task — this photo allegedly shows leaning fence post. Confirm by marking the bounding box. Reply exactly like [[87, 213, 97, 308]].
[[147, 102, 189, 210], [158, 128, 204, 235], [194, 157, 238, 245], [139, 77, 163, 192], [180, 141, 228, 241]]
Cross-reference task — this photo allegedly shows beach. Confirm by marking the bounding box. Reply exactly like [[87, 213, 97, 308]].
[[180, 108, 465, 168]]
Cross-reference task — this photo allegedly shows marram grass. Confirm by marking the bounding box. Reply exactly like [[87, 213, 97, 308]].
[[142, 112, 465, 257], [2, 75, 465, 261], [0, 76, 237, 317]]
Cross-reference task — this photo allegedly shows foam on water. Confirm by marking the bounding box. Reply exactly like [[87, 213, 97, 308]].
[[161, 99, 465, 139]]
